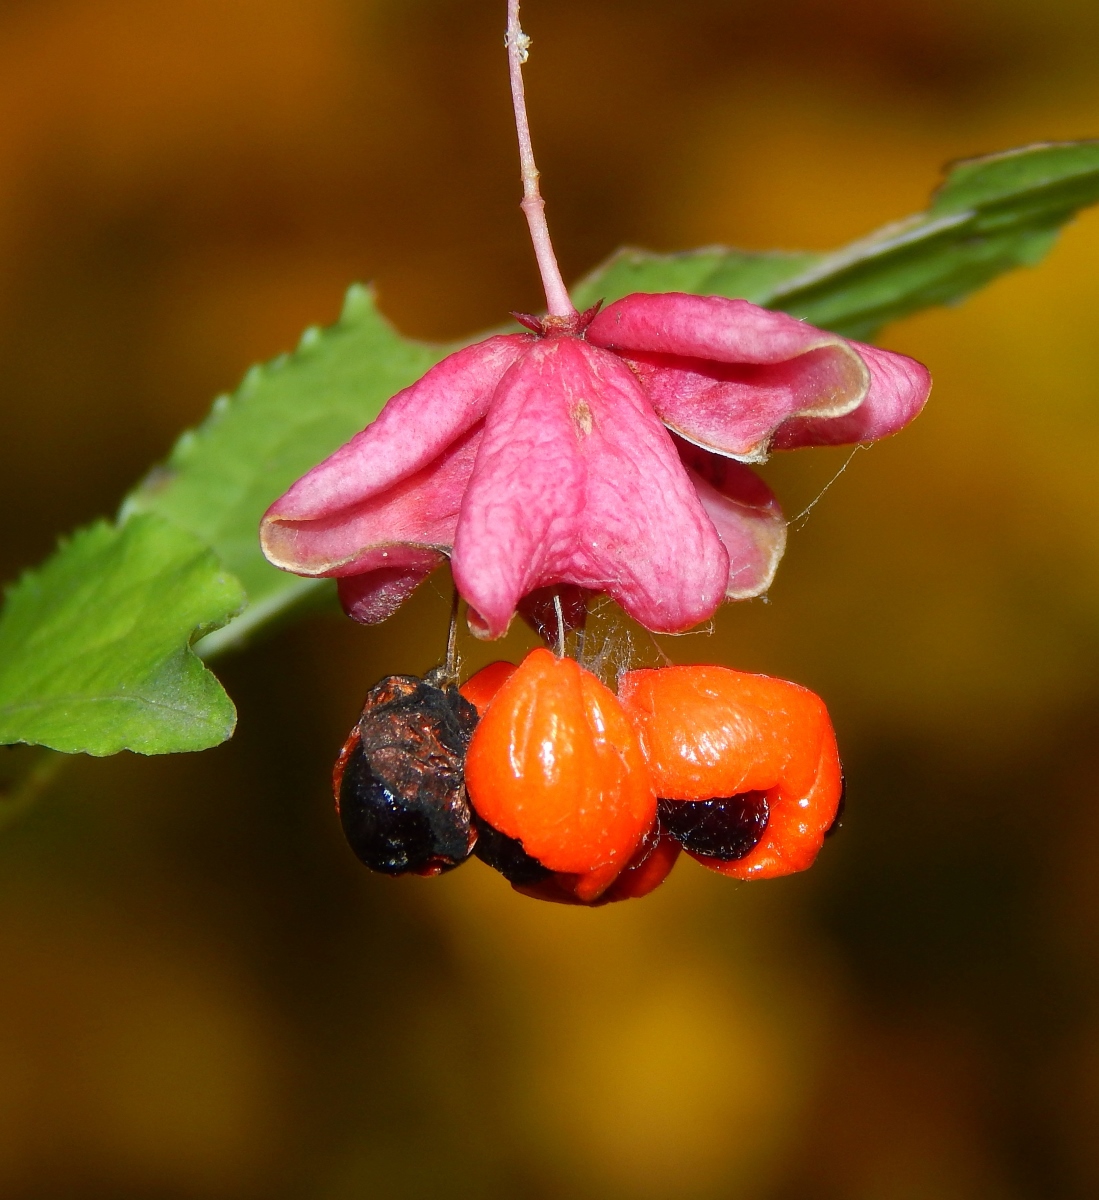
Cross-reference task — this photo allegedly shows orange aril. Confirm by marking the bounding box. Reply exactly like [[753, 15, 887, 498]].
[[618, 665, 842, 881], [597, 833, 681, 902], [465, 648, 656, 898], [459, 659, 517, 715], [513, 835, 680, 906]]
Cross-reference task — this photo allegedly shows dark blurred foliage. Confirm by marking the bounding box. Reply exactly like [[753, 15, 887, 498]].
[[3, 0, 1099, 1196]]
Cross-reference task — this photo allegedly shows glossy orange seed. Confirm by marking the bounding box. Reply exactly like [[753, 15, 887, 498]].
[[618, 665, 842, 881], [465, 648, 656, 892]]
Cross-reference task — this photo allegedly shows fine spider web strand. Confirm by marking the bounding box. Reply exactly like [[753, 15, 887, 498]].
[[789, 446, 863, 532], [505, 0, 575, 318], [573, 444, 863, 677], [576, 598, 668, 686], [566, 591, 590, 662], [572, 618, 586, 663], [444, 585, 461, 682], [572, 595, 624, 683], [642, 629, 676, 668]]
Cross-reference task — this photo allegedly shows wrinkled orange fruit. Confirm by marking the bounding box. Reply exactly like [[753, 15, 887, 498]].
[[618, 665, 843, 881], [464, 648, 656, 899]]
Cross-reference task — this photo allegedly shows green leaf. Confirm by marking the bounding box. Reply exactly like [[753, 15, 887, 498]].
[[572, 247, 823, 311], [0, 285, 440, 759], [574, 139, 1099, 340], [0, 515, 245, 756], [121, 284, 444, 656]]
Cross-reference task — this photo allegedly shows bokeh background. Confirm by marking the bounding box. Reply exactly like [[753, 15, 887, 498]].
[[3, 0, 1099, 1196]]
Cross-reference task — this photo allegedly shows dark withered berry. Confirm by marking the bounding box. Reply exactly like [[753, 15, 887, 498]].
[[334, 675, 480, 876], [824, 774, 846, 838], [657, 791, 770, 861], [472, 815, 553, 886]]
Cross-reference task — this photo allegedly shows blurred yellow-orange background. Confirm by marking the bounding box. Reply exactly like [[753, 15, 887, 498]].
[[4, 0, 1099, 1196]]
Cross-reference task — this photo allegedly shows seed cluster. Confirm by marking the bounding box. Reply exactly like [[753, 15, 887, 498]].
[[332, 649, 844, 905]]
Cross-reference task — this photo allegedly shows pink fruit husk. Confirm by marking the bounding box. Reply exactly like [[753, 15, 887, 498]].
[[260, 291, 931, 638]]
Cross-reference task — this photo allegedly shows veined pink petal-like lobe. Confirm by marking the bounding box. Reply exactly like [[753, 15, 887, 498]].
[[589, 292, 858, 364], [262, 424, 482, 577], [337, 552, 445, 625], [453, 337, 728, 639], [262, 334, 525, 526], [675, 438, 787, 600], [769, 340, 931, 449], [588, 292, 869, 461]]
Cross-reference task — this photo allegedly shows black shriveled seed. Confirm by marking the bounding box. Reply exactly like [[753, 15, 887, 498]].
[[824, 774, 846, 838], [658, 791, 770, 861], [337, 675, 479, 876], [472, 816, 552, 886]]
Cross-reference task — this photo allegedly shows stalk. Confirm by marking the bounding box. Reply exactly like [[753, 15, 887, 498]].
[[506, 0, 576, 318]]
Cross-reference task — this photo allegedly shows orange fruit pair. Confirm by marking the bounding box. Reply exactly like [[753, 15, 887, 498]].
[[461, 649, 844, 903]]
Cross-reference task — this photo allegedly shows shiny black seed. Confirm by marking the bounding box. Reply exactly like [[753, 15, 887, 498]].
[[472, 816, 552, 885], [337, 675, 479, 876], [824, 774, 846, 839], [658, 791, 770, 861]]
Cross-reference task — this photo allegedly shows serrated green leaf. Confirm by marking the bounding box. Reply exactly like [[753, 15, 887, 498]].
[[122, 284, 444, 655], [575, 139, 1099, 340], [0, 514, 245, 755]]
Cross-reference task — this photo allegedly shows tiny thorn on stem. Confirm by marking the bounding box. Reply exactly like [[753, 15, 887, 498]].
[[506, 0, 576, 319]]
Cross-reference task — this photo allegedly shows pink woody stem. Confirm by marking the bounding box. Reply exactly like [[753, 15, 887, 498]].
[[506, 0, 576, 318]]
